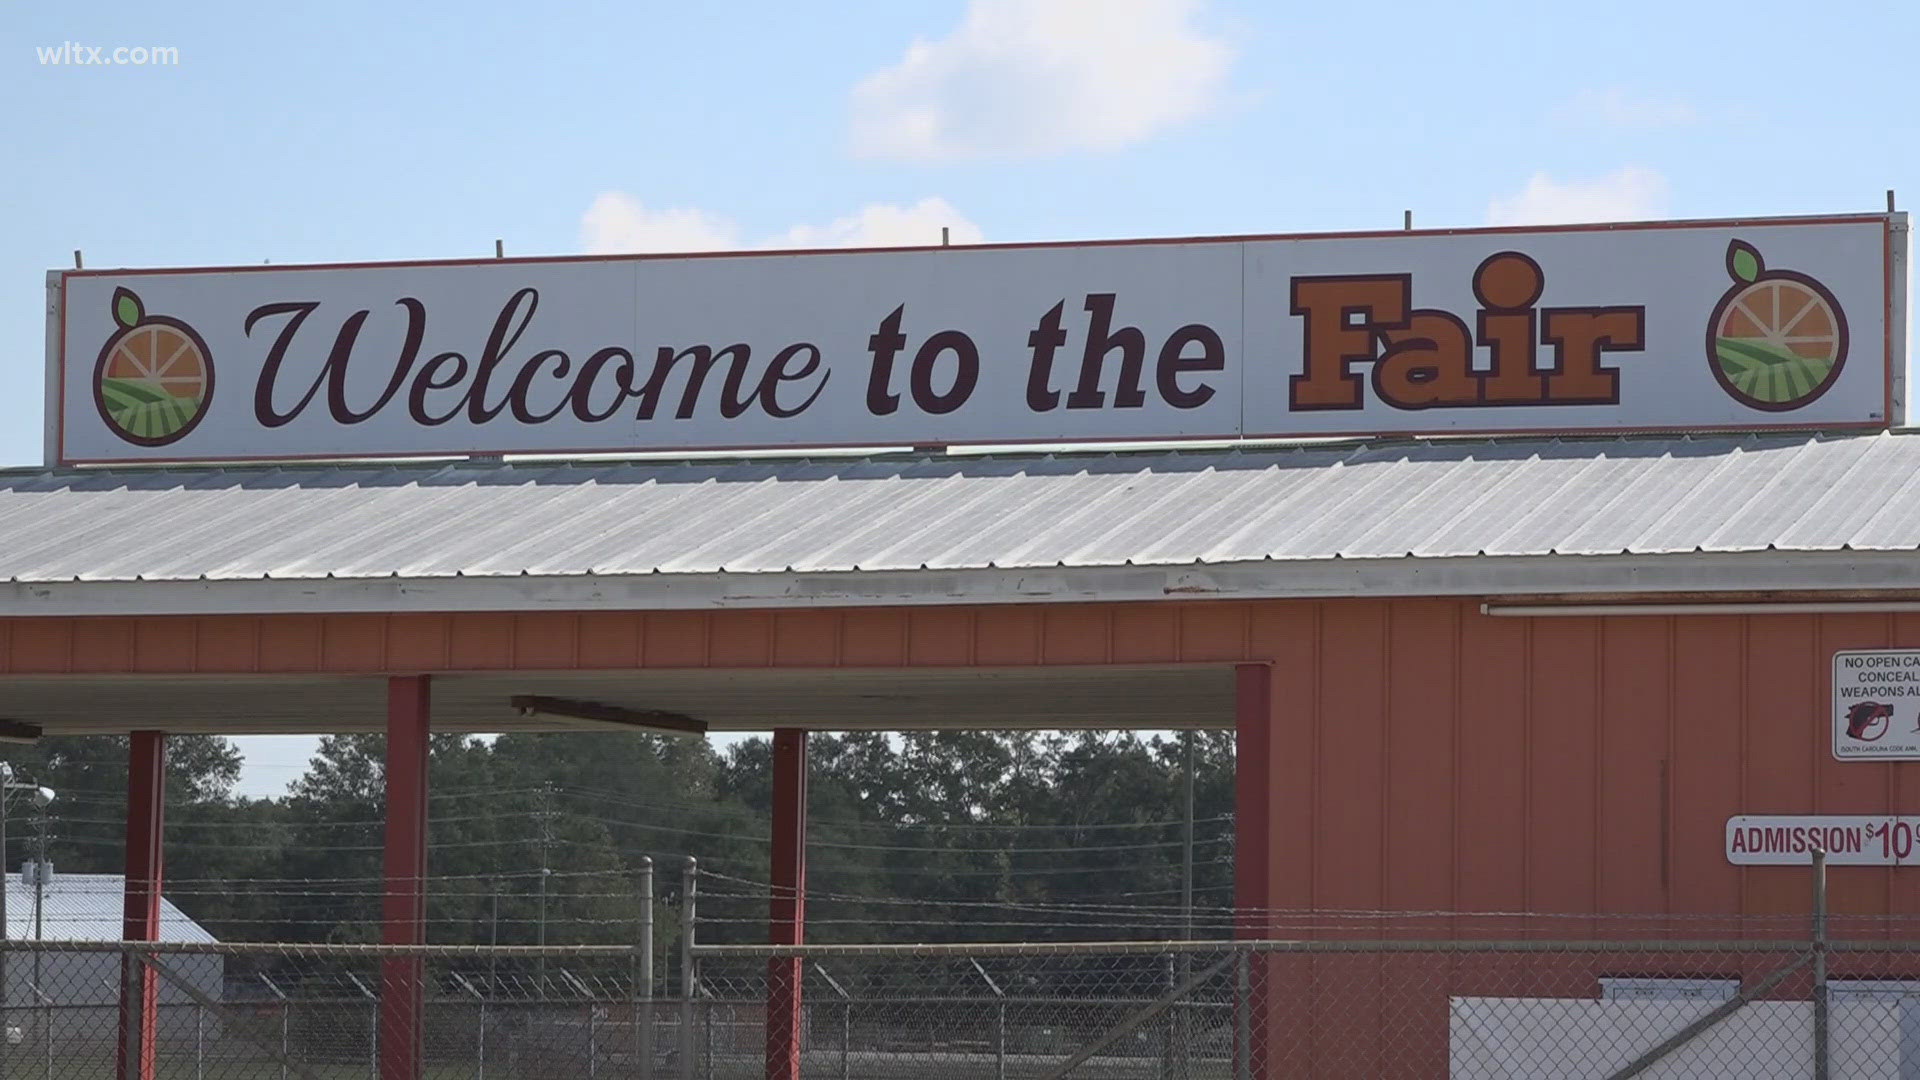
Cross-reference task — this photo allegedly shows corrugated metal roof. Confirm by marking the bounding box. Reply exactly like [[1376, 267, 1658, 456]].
[[4, 872, 215, 943], [2, 432, 1919, 586]]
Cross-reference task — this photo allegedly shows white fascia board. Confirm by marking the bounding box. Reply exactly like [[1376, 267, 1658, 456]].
[[1, 550, 1918, 617]]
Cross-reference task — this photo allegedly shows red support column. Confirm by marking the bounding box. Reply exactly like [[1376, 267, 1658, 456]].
[[765, 729, 808, 1080], [1234, 663, 1272, 1080], [117, 731, 165, 1080], [380, 676, 431, 1080]]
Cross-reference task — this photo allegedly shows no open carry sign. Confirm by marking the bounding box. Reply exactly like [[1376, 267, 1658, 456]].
[[1833, 650, 1920, 761]]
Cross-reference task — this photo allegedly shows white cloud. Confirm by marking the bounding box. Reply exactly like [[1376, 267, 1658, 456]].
[[581, 193, 984, 254], [849, 0, 1232, 161], [1562, 87, 1698, 130], [580, 196, 739, 253], [1486, 167, 1670, 227]]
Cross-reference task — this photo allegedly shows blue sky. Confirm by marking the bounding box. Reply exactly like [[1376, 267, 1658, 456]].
[[3, 0, 1914, 795]]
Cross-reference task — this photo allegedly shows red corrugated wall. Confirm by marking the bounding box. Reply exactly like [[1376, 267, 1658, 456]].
[[1244, 601, 1920, 1077], [1253, 600, 1920, 922], [3, 597, 1916, 915]]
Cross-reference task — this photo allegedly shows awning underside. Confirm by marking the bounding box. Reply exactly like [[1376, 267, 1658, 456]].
[[0, 665, 1235, 736]]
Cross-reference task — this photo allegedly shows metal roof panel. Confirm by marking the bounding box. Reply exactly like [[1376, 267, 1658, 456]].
[[5, 873, 215, 943], [4, 433, 1918, 587]]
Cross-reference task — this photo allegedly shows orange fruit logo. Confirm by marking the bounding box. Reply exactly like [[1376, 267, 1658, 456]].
[[92, 288, 214, 446], [1707, 239, 1848, 411]]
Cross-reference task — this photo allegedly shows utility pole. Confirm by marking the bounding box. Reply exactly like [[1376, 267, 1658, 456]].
[[1177, 731, 1197, 1076], [637, 857, 654, 1080], [31, 800, 48, 1065], [488, 880, 500, 997], [1, 763, 9, 1080], [0, 765, 54, 1080], [1181, 730, 1196, 939], [536, 783, 553, 998], [31, 805, 45, 941]]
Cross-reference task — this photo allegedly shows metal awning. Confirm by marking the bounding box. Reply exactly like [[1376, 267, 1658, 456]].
[[4, 432, 1920, 615]]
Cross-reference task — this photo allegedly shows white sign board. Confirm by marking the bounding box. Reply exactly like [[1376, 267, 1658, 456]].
[[48, 215, 1906, 465], [1834, 650, 1920, 760], [1727, 815, 1920, 866]]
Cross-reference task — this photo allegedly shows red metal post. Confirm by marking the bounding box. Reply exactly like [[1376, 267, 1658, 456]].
[[116, 731, 165, 1080], [765, 728, 808, 1080], [1234, 663, 1272, 1080], [380, 676, 431, 1080]]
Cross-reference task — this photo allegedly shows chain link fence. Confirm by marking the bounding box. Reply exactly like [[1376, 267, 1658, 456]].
[[0, 932, 1916, 1078], [4, 856, 1919, 1078], [0, 940, 660, 1080], [693, 936, 1920, 1079], [1, 931, 1917, 1079]]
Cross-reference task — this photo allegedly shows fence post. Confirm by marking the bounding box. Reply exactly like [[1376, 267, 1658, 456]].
[[346, 972, 377, 1080], [195, 1003, 205, 1080], [679, 858, 697, 1080], [260, 974, 290, 1080], [998, 999, 1007, 1080], [639, 856, 654, 1080], [968, 958, 1006, 1080], [1812, 846, 1829, 1080], [1233, 949, 1251, 1080], [1161, 954, 1175, 1080], [812, 963, 852, 1080], [452, 973, 485, 1080]]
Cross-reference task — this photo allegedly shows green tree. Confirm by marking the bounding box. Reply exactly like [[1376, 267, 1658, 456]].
[[0, 735, 275, 939]]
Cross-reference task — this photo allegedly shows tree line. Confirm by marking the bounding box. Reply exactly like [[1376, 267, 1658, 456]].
[[0, 730, 1235, 947]]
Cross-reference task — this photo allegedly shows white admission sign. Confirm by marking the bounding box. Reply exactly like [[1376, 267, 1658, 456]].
[[1833, 650, 1920, 761], [1727, 815, 1920, 866], [50, 214, 1905, 465]]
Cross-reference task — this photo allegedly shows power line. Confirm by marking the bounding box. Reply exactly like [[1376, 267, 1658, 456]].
[[555, 784, 1235, 832], [45, 809, 1231, 860]]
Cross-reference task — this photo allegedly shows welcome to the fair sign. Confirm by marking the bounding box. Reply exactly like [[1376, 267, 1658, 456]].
[[47, 213, 1907, 465]]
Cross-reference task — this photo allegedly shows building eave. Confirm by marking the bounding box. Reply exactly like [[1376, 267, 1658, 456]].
[[3, 549, 1916, 617]]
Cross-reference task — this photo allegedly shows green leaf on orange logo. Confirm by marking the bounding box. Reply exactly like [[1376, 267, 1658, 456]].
[[1727, 241, 1763, 285], [112, 287, 144, 330]]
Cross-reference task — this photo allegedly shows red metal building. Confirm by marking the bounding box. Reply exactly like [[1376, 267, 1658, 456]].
[[4, 431, 1920, 1076]]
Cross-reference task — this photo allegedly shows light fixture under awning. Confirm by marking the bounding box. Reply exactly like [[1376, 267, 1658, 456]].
[[0, 719, 41, 744], [509, 695, 707, 736]]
